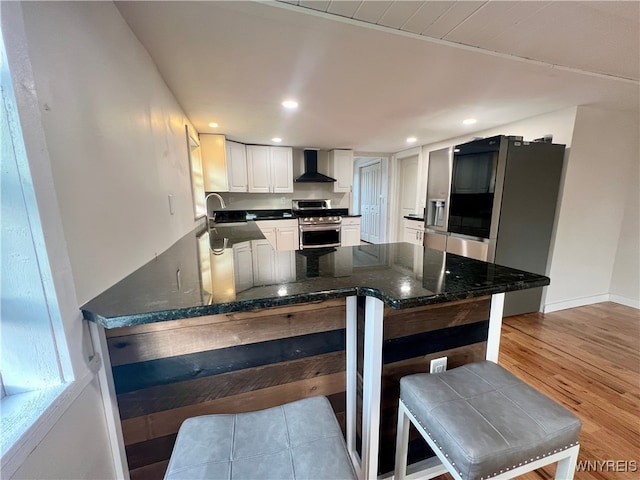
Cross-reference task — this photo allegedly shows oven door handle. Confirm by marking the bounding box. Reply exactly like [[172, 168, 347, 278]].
[[299, 224, 341, 232]]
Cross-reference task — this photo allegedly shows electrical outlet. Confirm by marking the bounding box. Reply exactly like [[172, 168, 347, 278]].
[[430, 357, 447, 374], [168, 194, 175, 215]]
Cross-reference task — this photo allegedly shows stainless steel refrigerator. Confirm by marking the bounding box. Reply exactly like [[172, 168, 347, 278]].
[[424, 135, 565, 316]]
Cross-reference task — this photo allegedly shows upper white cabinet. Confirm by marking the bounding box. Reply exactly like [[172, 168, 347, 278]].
[[226, 140, 248, 192], [246, 145, 293, 193], [200, 135, 248, 193], [328, 149, 354, 193], [200, 134, 228, 192]]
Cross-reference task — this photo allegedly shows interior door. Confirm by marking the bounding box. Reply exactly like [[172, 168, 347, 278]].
[[398, 155, 419, 238], [360, 161, 382, 243]]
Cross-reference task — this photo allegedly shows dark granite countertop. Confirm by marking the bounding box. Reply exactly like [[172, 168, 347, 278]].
[[212, 209, 294, 223], [81, 224, 550, 329], [404, 215, 424, 222]]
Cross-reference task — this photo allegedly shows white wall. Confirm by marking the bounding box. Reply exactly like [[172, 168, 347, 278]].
[[19, 1, 199, 305], [545, 106, 639, 309], [11, 379, 114, 480], [2, 1, 202, 477], [610, 153, 639, 306]]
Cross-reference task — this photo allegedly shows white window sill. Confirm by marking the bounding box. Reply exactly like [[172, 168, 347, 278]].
[[0, 355, 100, 477], [1, 384, 70, 475]]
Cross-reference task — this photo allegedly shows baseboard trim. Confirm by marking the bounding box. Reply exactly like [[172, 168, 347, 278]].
[[544, 294, 640, 313], [609, 295, 640, 310]]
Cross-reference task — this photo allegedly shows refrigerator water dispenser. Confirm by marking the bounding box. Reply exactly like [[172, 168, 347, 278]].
[[427, 199, 446, 227]]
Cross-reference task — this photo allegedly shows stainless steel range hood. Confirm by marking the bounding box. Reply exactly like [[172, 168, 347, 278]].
[[294, 149, 336, 183]]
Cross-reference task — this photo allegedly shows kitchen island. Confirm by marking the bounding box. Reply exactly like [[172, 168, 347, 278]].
[[82, 222, 549, 480]]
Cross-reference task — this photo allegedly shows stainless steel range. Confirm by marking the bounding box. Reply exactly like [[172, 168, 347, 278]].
[[292, 199, 348, 249]]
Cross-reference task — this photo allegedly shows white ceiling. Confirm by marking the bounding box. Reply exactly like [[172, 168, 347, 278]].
[[116, 1, 639, 153]]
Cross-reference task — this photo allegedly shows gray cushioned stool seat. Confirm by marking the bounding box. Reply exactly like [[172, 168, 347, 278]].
[[400, 361, 581, 480], [164, 396, 356, 480]]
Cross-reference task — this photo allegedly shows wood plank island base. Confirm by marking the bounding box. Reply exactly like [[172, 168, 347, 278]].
[[82, 224, 550, 479]]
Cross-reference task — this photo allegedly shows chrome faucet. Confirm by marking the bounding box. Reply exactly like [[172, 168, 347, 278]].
[[206, 192, 226, 226], [206, 192, 227, 210]]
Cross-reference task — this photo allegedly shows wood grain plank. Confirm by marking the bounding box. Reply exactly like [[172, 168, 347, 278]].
[[112, 329, 345, 394], [129, 460, 169, 480], [109, 302, 346, 365], [106, 298, 346, 338], [383, 296, 491, 340], [382, 320, 488, 364], [117, 351, 345, 419], [121, 372, 346, 445], [126, 434, 177, 470]]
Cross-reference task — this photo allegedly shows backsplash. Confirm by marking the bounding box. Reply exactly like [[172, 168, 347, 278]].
[[208, 188, 351, 211]]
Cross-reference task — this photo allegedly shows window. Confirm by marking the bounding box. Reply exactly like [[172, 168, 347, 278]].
[[1, 27, 73, 474]]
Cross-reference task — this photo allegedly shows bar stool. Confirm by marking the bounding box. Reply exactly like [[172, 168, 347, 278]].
[[394, 361, 581, 480], [165, 396, 357, 480]]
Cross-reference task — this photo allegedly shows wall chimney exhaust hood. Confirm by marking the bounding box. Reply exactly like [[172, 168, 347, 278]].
[[294, 149, 336, 183]]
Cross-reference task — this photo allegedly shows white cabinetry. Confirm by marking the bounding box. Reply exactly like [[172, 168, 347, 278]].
[[250, 240, 296, 285], [255, 220, 299, 251], [341, 217, 361, 246], [200, 134, 228, 192], [276, 225, 298, 251], [329, 150, 353, 193], [403, 218, 425, 246], [246, 145, 293, 193], [328, 149, 354, 193], [251, 239, 277, 285], [226, 140, 248, 192], [200, 135, 248, 193], [232, 241, 254, 292]]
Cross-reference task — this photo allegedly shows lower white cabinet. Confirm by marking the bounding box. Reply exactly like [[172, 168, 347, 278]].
[[403, 218, 425, 246], [250, 240, 295, 285], [232, 241, 254, 293], [341, 217, 361, 246], [255, 220, 299, 251], [229, 240, 296, 290]]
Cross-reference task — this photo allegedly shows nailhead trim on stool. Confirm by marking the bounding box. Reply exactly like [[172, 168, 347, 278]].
[[396, 361, 582, 480]]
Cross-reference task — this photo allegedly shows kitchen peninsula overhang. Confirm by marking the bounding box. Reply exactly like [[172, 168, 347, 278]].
[[81, 224, 549, 329], [81, 222, 551, 479]]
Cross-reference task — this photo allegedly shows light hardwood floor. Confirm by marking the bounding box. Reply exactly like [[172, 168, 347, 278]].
[[436, 302, 639, 480]]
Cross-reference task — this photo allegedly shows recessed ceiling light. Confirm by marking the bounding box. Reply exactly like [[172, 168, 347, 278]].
[[462, 118, 477, 125], [208, 122, 219, 128], [272, 137, 282, 143], [406, 136, 417, 143], [282, 100, 298, 109]]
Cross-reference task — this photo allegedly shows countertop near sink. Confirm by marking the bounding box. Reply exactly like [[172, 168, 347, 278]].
[[81, 222, 550, 329], [208, 222, 266, 247], [212, 209, 294, 223]]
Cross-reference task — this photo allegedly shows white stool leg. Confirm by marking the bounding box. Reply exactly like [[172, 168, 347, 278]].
[[554, 445, 580, 480], [394, 401, 410, 480]]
